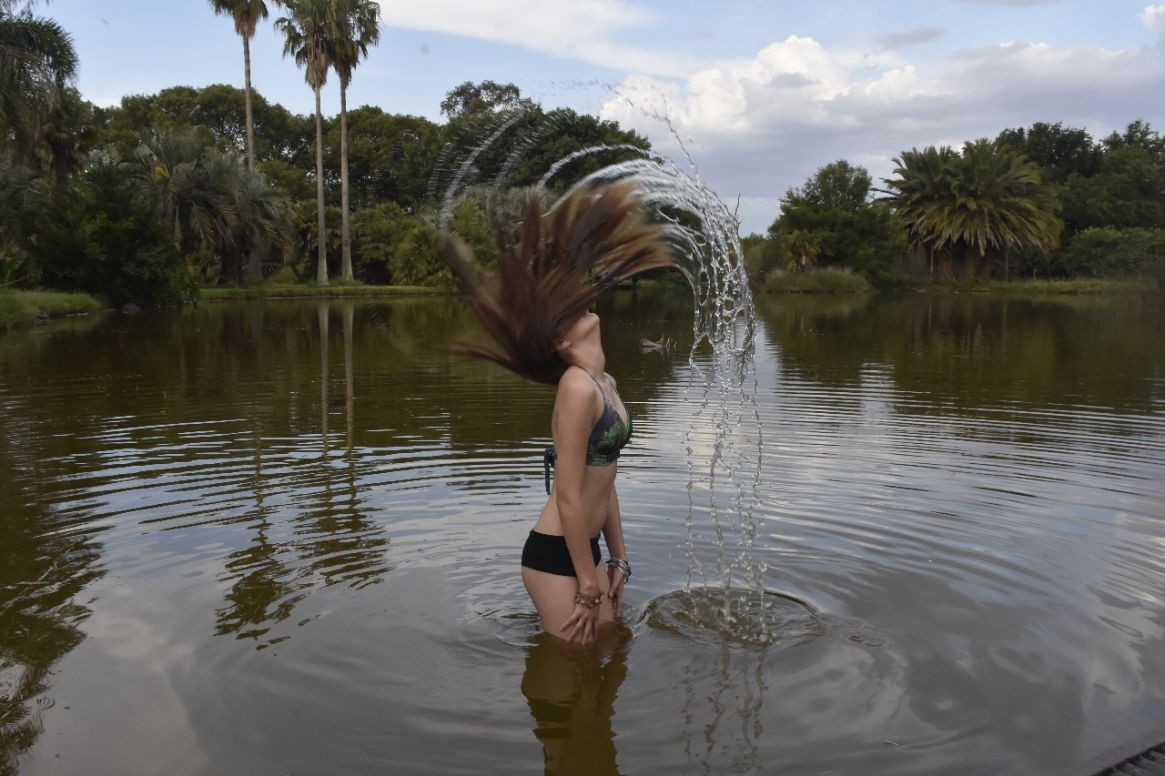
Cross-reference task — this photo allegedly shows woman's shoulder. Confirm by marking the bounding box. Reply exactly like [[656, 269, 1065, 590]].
[[556, 366, 595, 396]]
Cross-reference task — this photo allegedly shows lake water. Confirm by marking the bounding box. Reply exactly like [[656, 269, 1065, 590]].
[[1, 291, 1163, 775]]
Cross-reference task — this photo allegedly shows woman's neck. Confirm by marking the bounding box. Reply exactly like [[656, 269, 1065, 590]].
[[571, 349, 605, 379]]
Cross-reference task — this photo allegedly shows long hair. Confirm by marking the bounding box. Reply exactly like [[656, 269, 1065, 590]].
[[444, 182, 675, 385]]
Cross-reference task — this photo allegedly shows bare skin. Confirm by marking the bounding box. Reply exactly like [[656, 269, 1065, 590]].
[[522, 311, 630, 647]]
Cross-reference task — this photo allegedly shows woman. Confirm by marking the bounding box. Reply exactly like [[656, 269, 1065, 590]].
[[443, 183, 674, 645]]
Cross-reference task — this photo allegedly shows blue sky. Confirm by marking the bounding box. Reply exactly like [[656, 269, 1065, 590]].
[[46, 0, 1165, 234]]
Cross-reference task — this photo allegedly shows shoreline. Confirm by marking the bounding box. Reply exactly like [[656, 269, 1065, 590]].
[[199, 284, 451, 301], [756, 277, 1157, 296], [0, 290, 106, 330]]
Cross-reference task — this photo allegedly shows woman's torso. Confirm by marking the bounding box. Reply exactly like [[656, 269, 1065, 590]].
[[534, 373, 630, 538]]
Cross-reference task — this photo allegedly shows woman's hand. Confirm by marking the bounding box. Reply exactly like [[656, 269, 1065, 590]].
[[606, 565, 627, 618], [561, 584, 602, 646]]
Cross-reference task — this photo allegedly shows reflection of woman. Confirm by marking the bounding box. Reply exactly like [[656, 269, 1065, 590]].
[[444, 183, 673, 645], [522, 632, 628, 775]]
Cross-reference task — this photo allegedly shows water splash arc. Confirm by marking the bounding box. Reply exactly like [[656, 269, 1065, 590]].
[[434, 108, 769, 637]]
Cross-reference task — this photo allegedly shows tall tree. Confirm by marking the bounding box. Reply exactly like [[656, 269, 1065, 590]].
[[209, 0, 275, 282], [0, 1, 78, 156], [331, 0, 379, 282], [207, 0, 271, 174], [276, 0, 337, 285]]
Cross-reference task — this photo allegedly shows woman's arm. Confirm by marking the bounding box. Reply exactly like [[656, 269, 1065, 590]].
[[602, 486, 626, 560], [602, 485, 629, 617]]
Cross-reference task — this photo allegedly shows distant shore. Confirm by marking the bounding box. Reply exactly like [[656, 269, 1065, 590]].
[[199, 284, 450, 301], [0, 290, 105, 330]]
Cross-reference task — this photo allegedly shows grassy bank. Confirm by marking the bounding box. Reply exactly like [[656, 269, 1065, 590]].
[[762, 268, 871, 294], [200, 284, 449, 301], [943, 279, 1152, 295], [0, 290, 105, 330]]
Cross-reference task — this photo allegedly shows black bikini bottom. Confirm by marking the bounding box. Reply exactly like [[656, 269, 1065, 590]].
[[521, 530, 601, 577]]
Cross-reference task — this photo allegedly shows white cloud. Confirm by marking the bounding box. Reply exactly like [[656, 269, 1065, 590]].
[[601, 35, 1165, 233], [376, 0, 695, 76], [1143, 3, 1165, 36]]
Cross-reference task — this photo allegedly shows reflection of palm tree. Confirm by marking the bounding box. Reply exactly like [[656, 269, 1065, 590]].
[[522, 633, 628, 775], [342, 301, 354, 453]]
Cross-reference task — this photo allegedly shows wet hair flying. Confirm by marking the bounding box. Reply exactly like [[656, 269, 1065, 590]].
[[443, 182, 676, 385]]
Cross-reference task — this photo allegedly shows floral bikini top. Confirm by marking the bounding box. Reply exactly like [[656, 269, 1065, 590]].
[[543, 374, 632, 493]]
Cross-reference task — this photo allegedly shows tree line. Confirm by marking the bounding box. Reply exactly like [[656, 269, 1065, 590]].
[[6, 0, 1162, 306], [1, 1, 648, 305], [748, 121, 1165, 288]]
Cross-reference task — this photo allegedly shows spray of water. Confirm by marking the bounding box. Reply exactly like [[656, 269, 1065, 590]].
[[433, 107, 768, 637]]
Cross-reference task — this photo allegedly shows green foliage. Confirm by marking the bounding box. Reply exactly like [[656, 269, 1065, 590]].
[[1054, 227, 1165, 279], [995, 122, 1103, 183], [0, 289, 102, 329], [1060, 145, 1165, 232], [440, 80, 534, 119], [22, 159, 196, 305], [130, 126, 290, 285], [882, 141, 1061, 281], [442, 106, 650, 193], [291, 200, 341, 278], [0, 7, 78, 154], [762, 267, 870, 294], [323, 106, 442, 212], [770, 160, 906, 282]]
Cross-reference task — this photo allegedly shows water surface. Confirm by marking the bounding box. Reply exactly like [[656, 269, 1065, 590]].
[[1, 291, 1163, 775]]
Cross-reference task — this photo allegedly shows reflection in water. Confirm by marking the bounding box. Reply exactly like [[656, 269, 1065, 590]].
[[522, 632, 629, 776], [0, 293, 1162, 773], [0, 421, 103, 774], [214, 301, 391, 647], [679, 644, 768, 776]]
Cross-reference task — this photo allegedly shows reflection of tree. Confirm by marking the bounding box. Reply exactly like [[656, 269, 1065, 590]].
[[522, 634, 628, 776], [0, 418, 103, 775], [215, 300, 391, 645], [757, 293, 1164, 415]]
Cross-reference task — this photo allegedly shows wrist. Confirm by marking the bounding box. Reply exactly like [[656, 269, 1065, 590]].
[[578, 577, 600, 596], [574, 588, 604, 609]]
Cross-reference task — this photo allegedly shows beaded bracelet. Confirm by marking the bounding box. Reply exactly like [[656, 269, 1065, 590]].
[[574, 590, 604, 609]]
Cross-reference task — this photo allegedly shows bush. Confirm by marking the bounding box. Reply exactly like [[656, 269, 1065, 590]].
[[23, 161, 196, 306], [1056, 227, 1165, 278], [762, 267, 870, 294]]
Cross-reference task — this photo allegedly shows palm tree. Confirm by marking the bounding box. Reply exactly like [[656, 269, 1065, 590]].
[[207, 0, 273, 174], [882, 146, 957, 281], [883, 142, 1061, 282], [331, 0, 379, 283], [785, 229, 820, 274], [944, 140, 1061, 280], [133, 126, 287, 284], [0, 2, 78, 156], [276, 0, 337, 286]]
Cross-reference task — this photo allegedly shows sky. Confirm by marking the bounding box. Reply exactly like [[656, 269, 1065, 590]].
[[43, 0, 1165, 235]]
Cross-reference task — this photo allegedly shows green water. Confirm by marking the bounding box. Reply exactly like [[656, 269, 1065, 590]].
[[1, 291, 1163, 775]]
